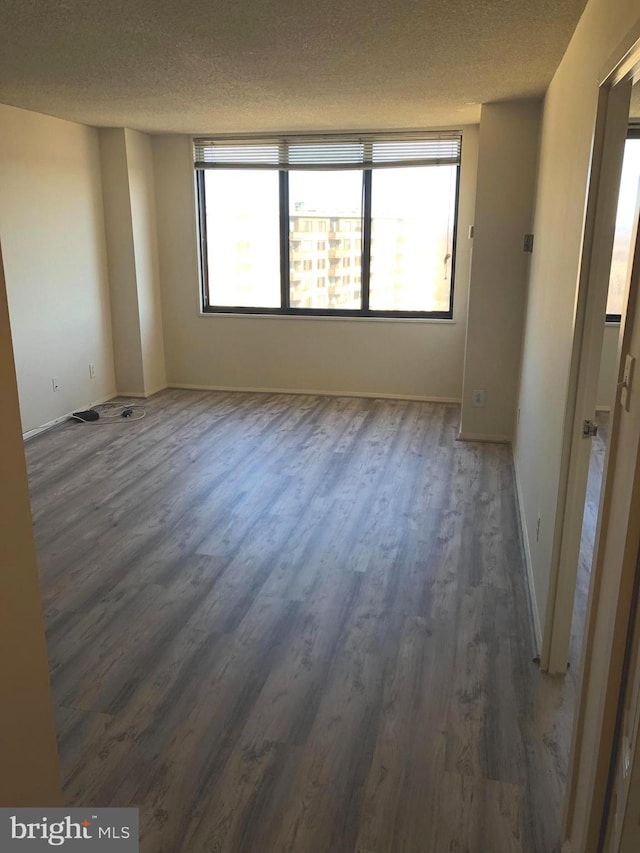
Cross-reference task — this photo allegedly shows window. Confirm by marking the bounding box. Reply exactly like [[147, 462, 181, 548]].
[[195, 133, 461, 317], [607, 130, 640, 322]]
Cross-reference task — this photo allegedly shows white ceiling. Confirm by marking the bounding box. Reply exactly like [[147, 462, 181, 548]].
[[0, 0, 588, 134]]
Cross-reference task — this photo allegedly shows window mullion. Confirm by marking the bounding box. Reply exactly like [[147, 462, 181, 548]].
[[280, 170, 290, 311], [362, 169, 372, 312]]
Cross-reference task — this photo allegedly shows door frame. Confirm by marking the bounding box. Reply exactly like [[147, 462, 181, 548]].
[[560, 26, 640, 852], [541, 34, 638, 676]]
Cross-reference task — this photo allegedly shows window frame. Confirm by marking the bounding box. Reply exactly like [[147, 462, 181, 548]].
[[195, 137, 461, 320]]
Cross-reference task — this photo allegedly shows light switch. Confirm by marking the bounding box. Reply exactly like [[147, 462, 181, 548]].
[[621, 353, 635, 412]]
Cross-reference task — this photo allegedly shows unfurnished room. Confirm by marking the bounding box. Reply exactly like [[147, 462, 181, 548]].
[[3, 2, 640, 852]]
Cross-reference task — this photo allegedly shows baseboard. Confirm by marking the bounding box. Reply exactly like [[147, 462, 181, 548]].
[[512, 452, 543, 655], [23, 392, 117, 441], [168, 383, 461, 405], [456, 431, 512, 444], [116, 383, 169, 399], [117, 390, 150, 399], [145, 382, 169, 398]]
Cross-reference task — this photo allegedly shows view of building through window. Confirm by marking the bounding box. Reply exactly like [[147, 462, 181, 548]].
[[607, 136, 640, 319], [289, 170, 362, 310], [200, 157, 458, 315]]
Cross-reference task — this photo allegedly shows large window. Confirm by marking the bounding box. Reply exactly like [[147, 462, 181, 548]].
[[195, 134, 461, 318]]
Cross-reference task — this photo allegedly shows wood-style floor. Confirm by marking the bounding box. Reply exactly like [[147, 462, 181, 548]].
[[26, 390, 571, 852], [571, 411, 610, 665]]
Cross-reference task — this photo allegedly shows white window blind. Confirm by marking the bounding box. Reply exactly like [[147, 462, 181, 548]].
[[193, 133, 461, 170]]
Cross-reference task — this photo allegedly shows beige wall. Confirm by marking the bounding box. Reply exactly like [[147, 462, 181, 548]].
[[0, 243, 62, 806], [99, 128, 166, 397], [125, 129, 167, 396], [513, 0, 640, 638], [153, 128, 479, 401], [597, 323, 620, 409], [460, 100, 541, 441], [100, 128, 145, 395], [0, 104, 116, 434]]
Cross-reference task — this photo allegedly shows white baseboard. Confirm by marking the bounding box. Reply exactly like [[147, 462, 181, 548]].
[[169, 383, 461, 405], [117, 390, 149, 399], [117, 384, 168, 399], [512, 453, 543, 655], [23, 392, 117, 441], [456, 431, 512, 444]]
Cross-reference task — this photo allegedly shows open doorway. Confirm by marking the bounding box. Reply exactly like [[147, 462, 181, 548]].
[[569, 111, 640, 667]]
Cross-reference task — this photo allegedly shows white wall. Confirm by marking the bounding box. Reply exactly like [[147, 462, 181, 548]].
[[514, 0, 640, 638], [460, 100, 542, 441], [0, 104, 116, 433], [153, 128, 479, 401]]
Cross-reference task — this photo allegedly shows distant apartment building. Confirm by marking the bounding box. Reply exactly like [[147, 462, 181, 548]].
[[289, 214, 363, 309], [289, 211, 451, 311]]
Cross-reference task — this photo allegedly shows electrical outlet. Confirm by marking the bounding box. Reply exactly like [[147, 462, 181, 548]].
[[89, 362, 96, 379], [52, 377, 59, 392], [472, 389, 485, 408]]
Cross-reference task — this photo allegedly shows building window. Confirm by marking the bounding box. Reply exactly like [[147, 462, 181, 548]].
[[195, 133, 461, 317]]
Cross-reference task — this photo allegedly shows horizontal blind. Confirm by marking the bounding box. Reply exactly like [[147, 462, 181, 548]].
[[194, 133, 461, 170]]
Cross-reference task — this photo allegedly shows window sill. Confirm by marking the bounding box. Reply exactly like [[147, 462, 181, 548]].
[[198, 311, 457, 325]]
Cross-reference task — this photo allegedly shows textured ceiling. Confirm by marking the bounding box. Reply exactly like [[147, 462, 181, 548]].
[[0, 0, 588, 134]]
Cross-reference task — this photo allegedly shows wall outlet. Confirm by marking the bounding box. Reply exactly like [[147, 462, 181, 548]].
[[52, 377, 59, 392], [472, 389, 485, 407], [89, 362, 96, 379]]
